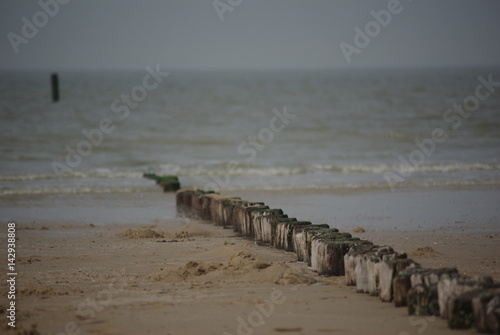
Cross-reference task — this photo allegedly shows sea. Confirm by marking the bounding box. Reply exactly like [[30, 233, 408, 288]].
[[1, 67, 500, 197]]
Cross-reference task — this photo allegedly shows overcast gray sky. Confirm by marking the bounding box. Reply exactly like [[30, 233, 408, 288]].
[[1, 0, 500, 71]]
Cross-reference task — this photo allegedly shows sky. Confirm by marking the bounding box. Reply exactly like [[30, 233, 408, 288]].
[[1, 0, 500, 71]]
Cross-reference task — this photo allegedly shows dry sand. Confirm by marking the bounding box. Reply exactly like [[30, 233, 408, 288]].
[[1, 215, 497, 335]]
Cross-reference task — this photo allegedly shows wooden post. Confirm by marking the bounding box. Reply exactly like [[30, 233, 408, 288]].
[[51, 73, 59, 102]]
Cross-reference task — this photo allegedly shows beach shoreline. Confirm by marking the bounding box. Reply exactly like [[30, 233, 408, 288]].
[[1, 185, 498, 334]]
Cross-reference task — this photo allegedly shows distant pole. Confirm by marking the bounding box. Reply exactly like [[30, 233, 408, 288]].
[[51, 73, 59, 102]]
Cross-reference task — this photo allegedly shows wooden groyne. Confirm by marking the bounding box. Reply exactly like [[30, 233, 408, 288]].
[[176, 188, 500, 334], [143, 173, 180, 192]]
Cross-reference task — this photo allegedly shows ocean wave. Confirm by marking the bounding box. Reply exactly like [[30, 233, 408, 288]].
[[188, 162, 500, 176], [156, 161, 500, 177], [175, 166, 308, 177], [2, 178, 499, 196], [0, 170, 143, 182], [310, 162, 500, 174], [215, 178, 500, 192], [1, 162, 499, 182], [0, 186, 153, 196]]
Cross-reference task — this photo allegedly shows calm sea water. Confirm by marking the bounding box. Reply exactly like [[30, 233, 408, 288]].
[[1, 68, 500, 196]]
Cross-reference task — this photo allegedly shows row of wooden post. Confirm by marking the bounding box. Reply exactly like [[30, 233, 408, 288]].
[[175, 188, 499, 333]]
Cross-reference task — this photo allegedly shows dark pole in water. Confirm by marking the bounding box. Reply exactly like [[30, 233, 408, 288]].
[[51, 73, 59, 102]]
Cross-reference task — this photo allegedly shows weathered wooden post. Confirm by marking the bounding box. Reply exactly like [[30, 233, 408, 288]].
[[51, 73, 59, 102], [311, 233, 372, 276], [377, 257, 417, 302], [293, 225, 330, 262], [472, 290, 500, 333], [438, 274, 493, 319]]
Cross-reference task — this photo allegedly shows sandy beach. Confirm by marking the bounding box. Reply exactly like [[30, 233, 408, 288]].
[[1, 186, 498, 335], [2, 2, 500, 334]]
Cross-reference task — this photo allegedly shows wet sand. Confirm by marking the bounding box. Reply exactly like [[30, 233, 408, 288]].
[[0, 186, 498, 334]]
